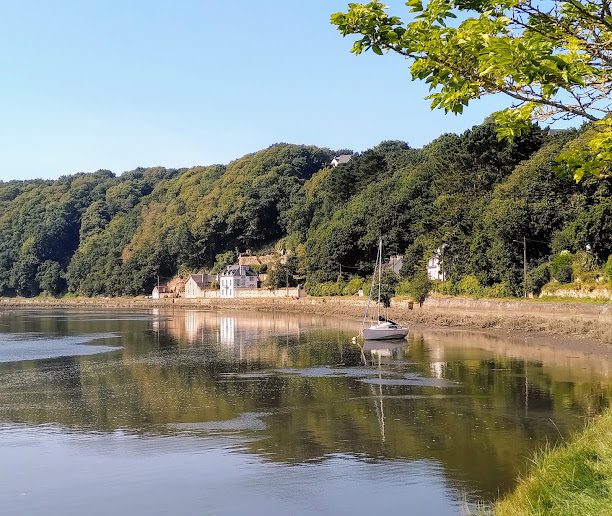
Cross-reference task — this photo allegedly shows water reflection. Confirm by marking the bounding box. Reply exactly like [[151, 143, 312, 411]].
[[0, 308, 611, 511]]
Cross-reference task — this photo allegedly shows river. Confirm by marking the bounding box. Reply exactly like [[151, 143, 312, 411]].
[[0, 308, 610, 515]]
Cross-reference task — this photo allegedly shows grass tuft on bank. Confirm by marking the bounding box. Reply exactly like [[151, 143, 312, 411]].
[[495, 409, 612, 516]]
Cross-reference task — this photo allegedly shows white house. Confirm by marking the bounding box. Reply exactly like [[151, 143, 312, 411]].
[[330, 154, 352, 167], [185, 274, 216, 299], [427, 247, 447, 281], [219, 264, 259, 298]]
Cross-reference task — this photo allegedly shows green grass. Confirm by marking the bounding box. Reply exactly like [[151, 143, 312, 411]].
[[495, 409, 612, 516], [425, 293, 610, 305], [525, 295, 611, 305]]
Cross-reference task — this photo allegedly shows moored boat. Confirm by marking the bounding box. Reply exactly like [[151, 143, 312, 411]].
[[363, 318, 408, 340], [360, 238, 409, 341]]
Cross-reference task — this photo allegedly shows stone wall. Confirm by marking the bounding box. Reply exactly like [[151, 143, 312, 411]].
[[235, 287, 300, 299]]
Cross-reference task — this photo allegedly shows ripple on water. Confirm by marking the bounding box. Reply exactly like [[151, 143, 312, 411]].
[[168, 412, 271, 433]]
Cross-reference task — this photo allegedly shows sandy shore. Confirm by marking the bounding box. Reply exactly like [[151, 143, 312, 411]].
[[2, 294, 611, 356]]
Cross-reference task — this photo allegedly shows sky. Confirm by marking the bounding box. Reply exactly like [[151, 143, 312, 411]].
[[0, 0, 514, 181]]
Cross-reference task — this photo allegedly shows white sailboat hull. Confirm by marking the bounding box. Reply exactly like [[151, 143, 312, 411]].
[[362, 324, 408, 340]]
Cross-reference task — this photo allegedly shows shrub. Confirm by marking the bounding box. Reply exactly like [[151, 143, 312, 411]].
[[605, 255, 612, 284], [405, 272, 432, 306], [395, 280, 412, 296], [549, 251, 574, 283], [304, 280, 321, 296], [483, 282, 513, 298], [433, 281, 455, 295], [526, 263, 551, 295], [571, 250, 599, 282], [319, 281, 344, 296], [455, 275, 482, 296], [343, 277, 364, 296]]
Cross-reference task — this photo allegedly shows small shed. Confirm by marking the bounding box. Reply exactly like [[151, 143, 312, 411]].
[[152, 285, 172, 299]]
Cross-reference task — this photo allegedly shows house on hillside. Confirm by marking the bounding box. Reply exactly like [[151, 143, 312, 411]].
[[427, 248, 447, 281], [185, 274, 216, 299], [382, 255, 403, 275], [219, 264, 259, 298], [152, 285, 172, 299], [330, 154, 352, 167]]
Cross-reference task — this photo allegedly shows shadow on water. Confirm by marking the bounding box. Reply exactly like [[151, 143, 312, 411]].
[[0, 308, 611, 507]]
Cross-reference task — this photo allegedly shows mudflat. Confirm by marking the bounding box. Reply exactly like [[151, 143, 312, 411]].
[[1, 295, 610, 355]]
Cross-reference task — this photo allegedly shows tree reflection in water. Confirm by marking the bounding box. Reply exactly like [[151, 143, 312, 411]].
[[0, 308, 610, 502]]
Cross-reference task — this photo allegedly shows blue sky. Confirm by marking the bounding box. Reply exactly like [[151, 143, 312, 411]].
[[0, 0, 512, 181]]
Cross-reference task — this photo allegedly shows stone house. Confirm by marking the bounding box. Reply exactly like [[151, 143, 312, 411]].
[[185, 274, 216, 299]]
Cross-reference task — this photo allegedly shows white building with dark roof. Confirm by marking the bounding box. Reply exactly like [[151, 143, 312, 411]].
[[219, 264, 259, 298], [330, 154, 352, 167]]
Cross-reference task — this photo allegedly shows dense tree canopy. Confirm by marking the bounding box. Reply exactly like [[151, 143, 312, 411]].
[[0, 126, 608, 298]]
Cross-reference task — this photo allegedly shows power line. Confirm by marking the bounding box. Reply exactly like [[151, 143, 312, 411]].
[[511, 237, 550, 245]]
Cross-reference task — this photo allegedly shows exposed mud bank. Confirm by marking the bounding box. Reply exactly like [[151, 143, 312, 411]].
[[2, 295, 610, 351]]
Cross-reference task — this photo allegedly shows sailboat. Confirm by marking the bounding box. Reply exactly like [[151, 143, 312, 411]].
[[361, 238, 409, 340]]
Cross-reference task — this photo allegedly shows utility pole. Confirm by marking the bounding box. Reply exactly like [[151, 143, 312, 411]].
[[523, 236, 527, 298]]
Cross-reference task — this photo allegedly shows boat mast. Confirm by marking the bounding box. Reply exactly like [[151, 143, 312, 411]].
[[377, 238, 382, 321], [362, 245, 378, 330]]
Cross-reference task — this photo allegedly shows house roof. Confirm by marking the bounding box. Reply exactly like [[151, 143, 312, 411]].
[[221, 264, 258, 277], [382, 255, 403, 274], [332, 154, 352, 165], [188, 274, 215, 288]]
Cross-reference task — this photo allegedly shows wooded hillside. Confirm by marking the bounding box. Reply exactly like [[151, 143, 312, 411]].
[[0, 121, 609, 298]]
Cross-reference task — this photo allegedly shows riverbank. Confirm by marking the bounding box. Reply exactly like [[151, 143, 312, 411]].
[[495, 409, 612, 515], [2, 294, 611, 351]]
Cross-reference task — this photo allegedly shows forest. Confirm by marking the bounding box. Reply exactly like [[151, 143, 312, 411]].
[[0, 120, 609, 299]]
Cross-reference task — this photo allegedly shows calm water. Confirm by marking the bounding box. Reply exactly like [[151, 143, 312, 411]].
[[0, 308, 610, 515]]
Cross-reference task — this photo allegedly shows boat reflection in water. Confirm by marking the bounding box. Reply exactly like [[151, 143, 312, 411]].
[[359, 339, 411, 443], [362, 339, 407, 361]]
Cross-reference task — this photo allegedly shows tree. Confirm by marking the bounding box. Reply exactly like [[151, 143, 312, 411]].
[[36, 260, 66, 296], [406, 271, 433, 306], [379, 271, 399, 307], [331, 0, 612, 179], [265, 259, 298, 289], [211, 251, 237, 274]]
